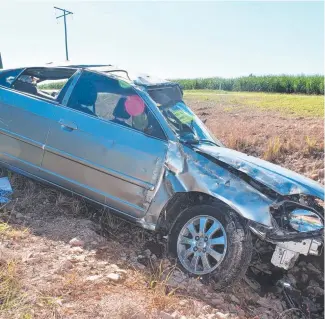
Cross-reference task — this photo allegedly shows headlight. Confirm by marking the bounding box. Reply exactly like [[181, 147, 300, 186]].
[[290, 209, 323, 232]]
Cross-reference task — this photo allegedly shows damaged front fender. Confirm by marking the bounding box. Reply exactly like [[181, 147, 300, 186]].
[[145, 142, 275, 228], [142, 141, 324, 271]]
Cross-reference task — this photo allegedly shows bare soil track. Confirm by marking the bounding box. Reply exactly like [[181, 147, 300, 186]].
[[0, 95, 323, 319]]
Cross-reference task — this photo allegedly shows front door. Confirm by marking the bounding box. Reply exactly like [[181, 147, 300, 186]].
[[42, 71, 168, 218]]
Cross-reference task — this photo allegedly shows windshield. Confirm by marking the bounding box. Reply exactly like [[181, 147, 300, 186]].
[[147, 86, 222, 146]]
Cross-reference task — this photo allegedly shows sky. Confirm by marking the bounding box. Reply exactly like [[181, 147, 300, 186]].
[[0, 1, 324, 78]]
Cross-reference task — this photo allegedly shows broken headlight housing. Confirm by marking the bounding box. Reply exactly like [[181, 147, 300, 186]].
[[289, 208, 323, 232], [267, 198, 324, 241], [250, 197, 324, 270]]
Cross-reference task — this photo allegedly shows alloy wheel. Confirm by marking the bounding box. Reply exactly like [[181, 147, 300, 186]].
[[177, 215, 227, 275]]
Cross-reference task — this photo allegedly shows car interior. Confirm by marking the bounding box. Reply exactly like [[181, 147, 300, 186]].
[[5, 67, 163, 137], [11, 67, 77, 102], [67, 78, 98, 115]]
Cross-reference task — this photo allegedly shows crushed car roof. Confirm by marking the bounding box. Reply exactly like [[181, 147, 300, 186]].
[[2, 62, 176, 87], [45, 62, 172, 86]]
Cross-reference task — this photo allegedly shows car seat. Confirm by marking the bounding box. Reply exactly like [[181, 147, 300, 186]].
[[113, 97, 131, 119], [70, 80, 98, 116], [13, 80, 38, 96], [112, 97, 131, 127]]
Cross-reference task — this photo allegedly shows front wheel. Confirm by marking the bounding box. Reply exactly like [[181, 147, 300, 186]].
[[168, 203, 253, 290]]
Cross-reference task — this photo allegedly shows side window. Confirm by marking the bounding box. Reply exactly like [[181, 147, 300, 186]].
[[67, 71, 166, 140], [10, 68, 76, 101], [0, 69, 23, 87]]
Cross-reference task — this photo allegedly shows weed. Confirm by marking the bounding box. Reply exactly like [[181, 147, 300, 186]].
[[62, 271, 83, 291], [21, 313, 33, 319], [305, 136, 323, 155], [146, 260, 182, 312], [263, 137, 283, 162], [148, 261, 176, 294], [37, 295, 62, 310], [0, 223, 29, 240], [0, 259, 27, 313], [226, 134, 251, 152]]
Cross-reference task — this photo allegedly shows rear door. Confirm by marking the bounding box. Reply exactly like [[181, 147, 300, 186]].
[[0, 68, 53, 175], [0, 89, 51, 176], [42, 71, 168, 218], [0, 68, 78, 176], [0, 69, 23, 134]]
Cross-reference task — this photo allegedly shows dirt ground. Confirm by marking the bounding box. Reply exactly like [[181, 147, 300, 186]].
[[0, 96, 324, 319]]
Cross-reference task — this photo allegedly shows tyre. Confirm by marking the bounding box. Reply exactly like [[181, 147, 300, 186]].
[[168, 203, 253, 290]]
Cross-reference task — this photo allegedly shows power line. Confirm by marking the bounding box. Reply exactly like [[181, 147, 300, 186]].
[[54, 6, 73, 61]]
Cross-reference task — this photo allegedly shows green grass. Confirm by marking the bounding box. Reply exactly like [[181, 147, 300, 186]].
[[184, 90, 324, 117], [175, 75, 324, 95]]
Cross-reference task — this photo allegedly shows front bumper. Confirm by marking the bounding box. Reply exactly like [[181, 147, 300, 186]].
[[249, 218, 324, 270], [249, 222, 324, 243]]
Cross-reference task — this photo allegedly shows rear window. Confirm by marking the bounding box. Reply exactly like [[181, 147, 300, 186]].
[[0, 69, 23, 87], [11, 68, 77, 102]]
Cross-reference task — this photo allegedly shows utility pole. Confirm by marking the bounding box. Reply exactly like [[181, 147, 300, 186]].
[[54, 6, 73, 61], [0, 53, 3, 69]]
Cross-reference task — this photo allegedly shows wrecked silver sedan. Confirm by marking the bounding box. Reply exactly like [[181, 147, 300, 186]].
[[0, 65, 323, 288]]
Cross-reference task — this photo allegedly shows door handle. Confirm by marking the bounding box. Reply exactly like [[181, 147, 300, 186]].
[[58, 119, 78, 131]]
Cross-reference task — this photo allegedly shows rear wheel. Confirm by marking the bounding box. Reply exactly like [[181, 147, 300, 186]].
[[168, 203, 253, 290]]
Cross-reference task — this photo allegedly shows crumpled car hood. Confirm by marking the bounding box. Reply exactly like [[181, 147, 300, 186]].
[[195, 145, 324, 200]]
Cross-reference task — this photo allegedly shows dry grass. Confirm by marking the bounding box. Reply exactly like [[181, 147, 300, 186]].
[[0, 219, 29, 317], [0, 260, 22, 311], [226, 133, 252, 152], [120, 260, 185, 315], [148, 261, 178, 294], [217, 124, 324, 164], [0, 223, 29, 241], [263, 137, 284, 161], [0, 258, 35, 319], [304, 136, 324, 155], [199, 110, 323, 168], [261, 135, 324, 162], [147, 261, 180, 309], [0, 221, 63, 319], [0, 213, 196, 319]]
